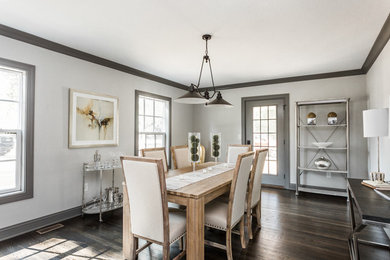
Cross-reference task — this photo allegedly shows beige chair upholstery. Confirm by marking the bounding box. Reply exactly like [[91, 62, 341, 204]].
[[226, 144, 252, 164], [204, 151, 254, 260], [246, 149, 268, 239], [171, 145, 191, 169], [141, 147, 169, 173], [121, 156, 186, 260]]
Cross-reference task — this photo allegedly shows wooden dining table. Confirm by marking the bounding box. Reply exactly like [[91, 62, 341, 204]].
[[166, 162, 234, 260]]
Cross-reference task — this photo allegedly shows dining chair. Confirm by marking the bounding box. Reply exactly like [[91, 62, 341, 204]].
[[204, 151, 254, 260], [141, 147, 168, 173], [171, 145, 191, 169], [226, 144, 252, 164], [246, 148, 268, 239], [121, 156, 186, 260]]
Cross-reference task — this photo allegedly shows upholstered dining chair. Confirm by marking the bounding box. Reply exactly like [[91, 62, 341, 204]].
[[226, 144, 252, 164], [141, 147, 169, 173], [121, 156, 186, 260], [171, 145, 191, 169], [204, 151, 254, 260], [246, 148, 268, 239]]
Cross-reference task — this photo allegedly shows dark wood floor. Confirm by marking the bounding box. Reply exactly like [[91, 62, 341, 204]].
[[0, 188, 389, 260]]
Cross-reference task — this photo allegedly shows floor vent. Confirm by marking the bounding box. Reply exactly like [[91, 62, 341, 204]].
[[36, 223, 64, 235]]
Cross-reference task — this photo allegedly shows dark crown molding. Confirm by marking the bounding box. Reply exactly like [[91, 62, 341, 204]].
[[0, 24, 188, 90], [1, 13, 390, 92], [361, 14, 390, 73], [199, 69, 364, 91]]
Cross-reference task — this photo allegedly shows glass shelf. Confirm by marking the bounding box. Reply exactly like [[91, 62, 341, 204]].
[[83, 161, 121, 172], [298, 167, 348, 174], [298, 124, 347, 127], [298, 146, 347, 150], [82, 201, 123, 214]]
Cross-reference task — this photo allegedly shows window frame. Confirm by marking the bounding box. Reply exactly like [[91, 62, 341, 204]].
[[0, 57, 35, 205], [134, 90, 172, 167]]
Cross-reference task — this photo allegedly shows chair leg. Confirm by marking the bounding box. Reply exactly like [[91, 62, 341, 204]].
[[226, 227, 233, 260], [247, 208, 253, 240], [132, 236, 138, 259], [163, 244, 170, 260], [256, 202, 261, 228], [240, 216, 246, 249]]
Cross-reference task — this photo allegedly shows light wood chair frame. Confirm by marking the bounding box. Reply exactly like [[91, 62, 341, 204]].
[[121, 156, 186, 260], [141, 147, 169, 173], [204, 151, 255, 260], [226, 144, 252, 163], [246, 148, 268, 239]]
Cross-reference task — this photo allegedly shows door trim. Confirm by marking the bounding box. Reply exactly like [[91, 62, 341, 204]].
[[241, 94, 290, 188]]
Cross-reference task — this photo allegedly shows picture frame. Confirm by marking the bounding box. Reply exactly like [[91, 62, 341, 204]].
[[69, 89, 119, 148]]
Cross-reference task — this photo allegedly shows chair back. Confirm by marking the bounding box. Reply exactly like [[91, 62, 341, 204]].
[[141, 147, 168, 173], [121, 156, 169, 244], [249, 149, 268, 208], [228, 151, 254, 227], [171, 145, 191, 169], [227, 144, 252, 164]]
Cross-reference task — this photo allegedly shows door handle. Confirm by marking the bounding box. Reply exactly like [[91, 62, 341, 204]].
[[246, 140, 251, 145]]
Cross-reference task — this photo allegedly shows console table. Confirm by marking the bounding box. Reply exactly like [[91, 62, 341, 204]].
[[347, 178, 390, 259]]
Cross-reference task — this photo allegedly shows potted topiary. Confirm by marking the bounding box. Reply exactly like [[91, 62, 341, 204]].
[[188, 132, 200, 171], [210, 133, 221, 163]]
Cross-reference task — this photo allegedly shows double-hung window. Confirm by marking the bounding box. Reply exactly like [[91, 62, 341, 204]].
[[0, 58, 34, 205], [135, 90, 171, 161]]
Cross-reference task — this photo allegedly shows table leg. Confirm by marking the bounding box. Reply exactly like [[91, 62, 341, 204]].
[[99, 169, 103, 222], [186, 197, 205, 260]]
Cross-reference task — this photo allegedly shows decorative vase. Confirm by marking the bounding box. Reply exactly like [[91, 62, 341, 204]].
[[210, 133, 221, 163], [307, 112, 317, 125], [188, 132, 200, 171], [327, 112, 338, 125], [314, 156, 331, 170]]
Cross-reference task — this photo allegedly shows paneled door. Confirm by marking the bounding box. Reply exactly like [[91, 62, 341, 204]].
[[245, 98, 287, 186]]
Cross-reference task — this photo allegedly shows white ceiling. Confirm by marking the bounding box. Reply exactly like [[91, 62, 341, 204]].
[[1, 0, 389, 87]]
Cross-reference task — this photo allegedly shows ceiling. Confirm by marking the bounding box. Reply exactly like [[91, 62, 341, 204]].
[[0, 0, 389, 87]]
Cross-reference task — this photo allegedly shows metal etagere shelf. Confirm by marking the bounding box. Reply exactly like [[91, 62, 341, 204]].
[[296, 98, 350, 197]]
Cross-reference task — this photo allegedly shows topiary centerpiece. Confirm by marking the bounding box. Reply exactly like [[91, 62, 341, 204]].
[[210, 133, 221, 163], [188, 132, 200, 171]]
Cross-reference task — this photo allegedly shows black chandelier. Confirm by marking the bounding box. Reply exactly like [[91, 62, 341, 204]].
[[174, 34, 233, 107]]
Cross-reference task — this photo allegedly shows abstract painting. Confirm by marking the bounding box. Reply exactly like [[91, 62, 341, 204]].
[[69, 89, 119, 148]]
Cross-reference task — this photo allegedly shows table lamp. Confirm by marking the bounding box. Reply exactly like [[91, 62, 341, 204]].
[[363, 108, 389, 177]]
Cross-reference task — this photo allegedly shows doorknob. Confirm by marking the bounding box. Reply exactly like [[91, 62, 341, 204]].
[[246, 140, 251, 145]]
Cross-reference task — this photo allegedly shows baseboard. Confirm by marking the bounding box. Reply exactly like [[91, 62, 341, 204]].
[[0, 206, 81, 242]]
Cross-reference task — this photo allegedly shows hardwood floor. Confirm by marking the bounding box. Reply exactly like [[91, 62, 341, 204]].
[[0, 188, 388, 259]]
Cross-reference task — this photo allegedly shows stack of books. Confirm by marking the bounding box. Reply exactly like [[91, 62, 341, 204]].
[[361, 180, 390, 190], [361, 180, 390, 200]]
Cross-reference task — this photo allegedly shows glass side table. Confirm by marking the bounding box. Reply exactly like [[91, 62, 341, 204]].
[[82, 160, 122, 222]]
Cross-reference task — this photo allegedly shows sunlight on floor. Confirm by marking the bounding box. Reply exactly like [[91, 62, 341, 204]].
[[0, 237, 121, 260]]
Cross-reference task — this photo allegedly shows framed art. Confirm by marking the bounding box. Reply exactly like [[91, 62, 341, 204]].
[[69, 89, 119, 148]]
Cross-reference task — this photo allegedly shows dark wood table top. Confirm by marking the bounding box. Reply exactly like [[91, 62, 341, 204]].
[[348, 178, 390, 223]]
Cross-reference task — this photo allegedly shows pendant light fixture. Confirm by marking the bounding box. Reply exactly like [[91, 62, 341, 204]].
[[174, 34, 233, 107]]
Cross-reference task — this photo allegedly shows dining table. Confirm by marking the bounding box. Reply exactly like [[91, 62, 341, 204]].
[[165, 162, 235, 260]]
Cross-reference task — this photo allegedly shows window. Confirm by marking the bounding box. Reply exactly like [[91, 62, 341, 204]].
[[253, 105, 277, 175], [0, 58, 34, 205], [135, 90, 171, 160]]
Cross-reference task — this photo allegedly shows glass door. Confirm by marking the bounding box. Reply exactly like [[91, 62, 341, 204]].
[[246, 98, 286, 186]]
